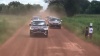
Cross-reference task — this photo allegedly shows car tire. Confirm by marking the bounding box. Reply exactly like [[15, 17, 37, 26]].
[[45, 30, 48, 37], [59, 26, 61, 29], [49, 25, 52, 29], [30, 33, 33, 37], [30, 31, 33, 37]]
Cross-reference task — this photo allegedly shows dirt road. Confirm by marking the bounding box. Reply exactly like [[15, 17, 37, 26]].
[[0, 19, 100, 56]]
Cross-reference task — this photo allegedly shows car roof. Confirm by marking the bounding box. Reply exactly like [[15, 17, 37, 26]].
[[33, 16, 39, 17], [51, 17, 60, 19], [31, 16, 42, 20], [32, 19, 45, 21], [33, 16, 40, 18]]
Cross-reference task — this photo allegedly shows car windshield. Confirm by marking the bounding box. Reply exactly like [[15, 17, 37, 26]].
[[50, 18, 60, 21], [31, 21, 46, 26], [34, 17, 38, 19], [32, 17, 39, 19]]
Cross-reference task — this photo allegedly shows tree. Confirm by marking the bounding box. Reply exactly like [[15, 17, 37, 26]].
[[8, 1, 22, 7], [0, 4, 6, 13], [45, 0, 94, 16], [46, 0, 80, 17], [0, 1, 43, 15], [79, 0, 90, 14], [86, 1, 100, 14]]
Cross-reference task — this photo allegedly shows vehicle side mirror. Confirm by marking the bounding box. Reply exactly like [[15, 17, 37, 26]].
[[47, 24, 49, 26]]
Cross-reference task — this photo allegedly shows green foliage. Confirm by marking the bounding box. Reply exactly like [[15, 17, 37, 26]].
[[0, 19, 8, 35], [0, 1, 43, 15], [46, 0, 100, 16], [46, 0, 83, 16], [79, 0, 90, 14], [86, 1, 100, 14], [8, 1, 22, 7], [0, 4, 6, 12], [0, 15, 30, 44], [63, 0, 80, 16], [62, 15, 100, 46]]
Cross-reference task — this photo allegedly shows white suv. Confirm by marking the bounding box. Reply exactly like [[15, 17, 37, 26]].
[[29, 19, 48, 37]]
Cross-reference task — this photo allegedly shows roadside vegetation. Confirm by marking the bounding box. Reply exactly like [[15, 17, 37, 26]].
[[62, 15, 100, 46], [0, 1, 42, 15], [0, 15, 29, 44], [0, 1, 42, 44], [46, 0, 100, 16]]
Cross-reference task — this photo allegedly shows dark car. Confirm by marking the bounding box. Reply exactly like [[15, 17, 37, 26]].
[[48, 17, 62, 29], [29, 19, 48, 37]]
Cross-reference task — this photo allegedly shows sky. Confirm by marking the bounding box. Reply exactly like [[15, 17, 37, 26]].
[[0, 0, 100, 10]]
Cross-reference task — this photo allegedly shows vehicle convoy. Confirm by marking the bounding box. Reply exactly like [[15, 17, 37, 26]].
[[48, 17, 62, 29], [29, 19, 48, 37]]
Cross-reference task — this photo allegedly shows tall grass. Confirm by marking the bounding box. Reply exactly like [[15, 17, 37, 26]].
[[62, 15, 100, 46], [0, 15, 30, 44]]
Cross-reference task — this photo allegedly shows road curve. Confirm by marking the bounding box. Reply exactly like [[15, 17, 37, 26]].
[[0, 20, 100, 56]]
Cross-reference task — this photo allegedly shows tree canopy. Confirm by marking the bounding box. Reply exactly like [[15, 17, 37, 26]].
[[45, 0, 100, 17], [0, 1, 43, 15]]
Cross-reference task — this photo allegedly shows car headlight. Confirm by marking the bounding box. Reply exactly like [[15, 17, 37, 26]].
[[58, 22, 61, 24], [44, 28, 48, 30], [30, 27, 34, 30], [44, 27, 48, 30]]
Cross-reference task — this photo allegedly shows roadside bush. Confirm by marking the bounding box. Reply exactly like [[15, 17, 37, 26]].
[[62, 15, 100, 46], [0, 19, 8, 35]]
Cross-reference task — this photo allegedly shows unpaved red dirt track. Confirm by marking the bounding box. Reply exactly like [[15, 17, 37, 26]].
[[0, 17, 100, 56]]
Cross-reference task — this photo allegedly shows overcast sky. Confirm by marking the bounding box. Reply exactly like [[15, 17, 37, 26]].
[[0, 0, 100, 10]]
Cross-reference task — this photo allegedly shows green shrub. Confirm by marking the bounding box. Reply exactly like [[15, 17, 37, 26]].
[[0, 19, 8, 35], [0, 15, 29, 44], [62, 15, 100, 46]]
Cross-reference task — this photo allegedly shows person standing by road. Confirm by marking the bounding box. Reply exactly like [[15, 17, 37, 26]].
[[85, 26, 89, 38], [89, 23, 93, 39]]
